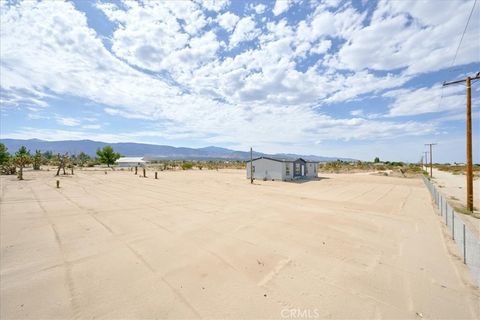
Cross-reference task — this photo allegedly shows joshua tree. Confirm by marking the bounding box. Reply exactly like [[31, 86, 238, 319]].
[[14, 146, 31, 180], [96, 146, 120, 168], [32, 150, 42, 170], [55, 153, 69, 176]]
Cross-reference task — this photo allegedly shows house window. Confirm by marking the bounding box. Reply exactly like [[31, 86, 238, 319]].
[[294, 163, 301, 175], [286, 165, 290, 175]]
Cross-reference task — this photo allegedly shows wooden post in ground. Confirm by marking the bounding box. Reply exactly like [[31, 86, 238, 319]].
[[135, 166, 137, 175], [155, 172, 158, 179], [143, 168, 146, 178], [56, 180, 60, 188], [250, 147, 253, 184]]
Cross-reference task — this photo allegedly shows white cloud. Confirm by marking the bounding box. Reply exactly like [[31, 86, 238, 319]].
[[330, 0, 480, 74], [3, 0, 473, 155], [82, 124, 102, 129], [310, 39, 332, 55], [253, 4, 266, 14], [272, 0, 293, 16], [56, 116, 80, 127], [229, 16, 259, 47], [199, 0, 230, 12], [217, 11, 239, 32], [27, 113, 50, 120], [385, 84, 467, 117]]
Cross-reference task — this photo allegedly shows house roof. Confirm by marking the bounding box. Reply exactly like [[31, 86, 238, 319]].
[[116, 157, 146, 163], [246, 156, 318, 163]]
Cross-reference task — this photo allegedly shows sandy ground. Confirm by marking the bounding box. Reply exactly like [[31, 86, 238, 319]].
[[429, 168, 480, 236], [1, 169, 479, 319]]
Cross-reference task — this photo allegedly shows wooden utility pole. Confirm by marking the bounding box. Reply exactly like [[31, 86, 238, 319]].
[[250, 147, 253, 184], [443, 72, 480, 212], [425, 144, 436, 178], [424, 151, 429, 172]]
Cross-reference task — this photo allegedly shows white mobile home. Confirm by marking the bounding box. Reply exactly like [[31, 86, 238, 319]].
[[116, 157, 148, 167], [246, 157, 318, 181]]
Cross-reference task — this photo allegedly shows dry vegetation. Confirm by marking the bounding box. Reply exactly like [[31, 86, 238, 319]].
[[146, 160, 245, 171], [318, 160, 424, 177], [435, 164, 480, 177]]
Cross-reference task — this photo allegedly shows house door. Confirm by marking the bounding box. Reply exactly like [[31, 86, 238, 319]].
[[301, 165, 304, 176]]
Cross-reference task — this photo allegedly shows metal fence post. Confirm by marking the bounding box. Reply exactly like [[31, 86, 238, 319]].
[[445, 200, 448, 225], [452, 211, 455, 240], [440, 195, 443, 213]]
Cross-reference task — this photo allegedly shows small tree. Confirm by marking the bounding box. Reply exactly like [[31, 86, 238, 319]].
[[76, 152, 91, 167], [33, 150, 42, 170], [14, 146, 31, 180], [374, 157, 380, 163], [96, 146, 120, 168], [0, 143, 15, 175], [0, 143, 9, 165]]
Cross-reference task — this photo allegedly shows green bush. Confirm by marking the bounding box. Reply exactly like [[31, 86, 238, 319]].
[[181, 162, 193, 170]]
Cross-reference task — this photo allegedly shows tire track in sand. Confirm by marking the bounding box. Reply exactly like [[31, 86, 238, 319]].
[[45, 180, 203, 318], [29, 185, 83, 319]]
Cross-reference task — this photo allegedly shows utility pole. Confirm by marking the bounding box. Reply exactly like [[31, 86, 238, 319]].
[[443, 72, 480, 212], [424, 151, 429, 172], [425, 144, 436, 178], [250, 147, 253, 184]]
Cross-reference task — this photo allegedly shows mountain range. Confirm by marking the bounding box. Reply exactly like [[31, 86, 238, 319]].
[[0, 139, 356, 162]]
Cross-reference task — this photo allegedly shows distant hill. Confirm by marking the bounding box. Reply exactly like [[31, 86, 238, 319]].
[[0, 139, 357, 162]]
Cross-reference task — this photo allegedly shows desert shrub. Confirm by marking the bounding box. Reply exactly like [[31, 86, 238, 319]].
[[181, 162, 193, 170], [1, 159, 16, 175], [32, 150, 42, 170]]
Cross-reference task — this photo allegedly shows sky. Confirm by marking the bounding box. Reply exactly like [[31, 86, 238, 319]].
[[0, 0, 479, 163]]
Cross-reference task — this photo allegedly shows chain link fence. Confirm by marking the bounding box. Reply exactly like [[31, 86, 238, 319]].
[[423, 176, 480, 287]]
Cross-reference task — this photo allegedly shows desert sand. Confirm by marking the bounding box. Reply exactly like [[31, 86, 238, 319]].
[[1, 169, 479, 319]]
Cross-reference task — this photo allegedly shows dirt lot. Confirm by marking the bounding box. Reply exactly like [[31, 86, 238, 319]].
[[1, 169, 479, 319], [429, 168, 480, 236]]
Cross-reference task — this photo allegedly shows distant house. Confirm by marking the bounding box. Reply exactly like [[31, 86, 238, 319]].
[[116, 157, 148, 167], [246, 157, 318, 181]]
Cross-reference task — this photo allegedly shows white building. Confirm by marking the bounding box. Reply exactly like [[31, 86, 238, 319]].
[[246, 157, 318, 181], [116, 157, 148, 167]]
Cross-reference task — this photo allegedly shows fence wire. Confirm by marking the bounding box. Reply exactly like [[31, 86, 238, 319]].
[[423, 176, 480, 287]]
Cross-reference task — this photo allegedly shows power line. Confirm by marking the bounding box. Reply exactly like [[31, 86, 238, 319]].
[[450, 0, 477, 69]]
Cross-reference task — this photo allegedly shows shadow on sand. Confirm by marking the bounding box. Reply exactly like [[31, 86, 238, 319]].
[[287, 176, 330, 184]]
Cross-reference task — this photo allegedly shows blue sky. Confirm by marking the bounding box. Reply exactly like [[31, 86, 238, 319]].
[[1, 0, 479, 162]]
